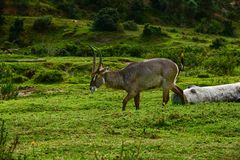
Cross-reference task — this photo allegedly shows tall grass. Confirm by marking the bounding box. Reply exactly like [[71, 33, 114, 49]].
[[0, 119, 20, 160]]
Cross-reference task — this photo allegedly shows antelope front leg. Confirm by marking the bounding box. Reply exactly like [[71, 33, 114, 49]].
[[122, 93, 135, 111], [162, 88, 170, 109], [134, 93, 140, 110]]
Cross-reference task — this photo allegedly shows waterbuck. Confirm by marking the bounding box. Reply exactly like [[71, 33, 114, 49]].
[[89, 48, 186, 111]]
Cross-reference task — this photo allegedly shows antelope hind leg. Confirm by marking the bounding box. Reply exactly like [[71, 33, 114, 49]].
[[134, 93, 140, 110]]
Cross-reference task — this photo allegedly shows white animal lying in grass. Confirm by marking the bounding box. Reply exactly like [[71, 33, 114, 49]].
[[172, 82, 240, 104]]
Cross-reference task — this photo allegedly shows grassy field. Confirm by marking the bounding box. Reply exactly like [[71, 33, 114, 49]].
[[0, 56, 240, 160], [0, 16, 240, 159]]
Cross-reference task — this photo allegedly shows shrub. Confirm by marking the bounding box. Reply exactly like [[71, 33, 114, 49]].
[[221, 20, 236, 37], [8, 18, 24, 43], [128, 0, 145, 24], [204, 56, 237, 75], [142, 23, 162, 38], [93, 8, 120, 31], [12, 0, 29, 15], [0, 15, 4, 26], [12, 75, 28, 83], [56, 44, 78, 56], [34, 70, 64, 83], [142, 24, 168, 38], [31, 47, 50, 57], [123, 20, 138, 31], [0, 83, 18, 100], [56, 1, 80, 19], [32, 16, 53, 32], [0, 63, 13, 83], [210, 38, 226, 49], [195, 18, 223, 35]]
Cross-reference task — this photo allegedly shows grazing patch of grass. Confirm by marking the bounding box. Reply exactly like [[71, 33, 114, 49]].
[[0, 16, 239, 159], [0, 60, 239, 159]]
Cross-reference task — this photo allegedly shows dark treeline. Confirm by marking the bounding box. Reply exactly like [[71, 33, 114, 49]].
[[1, 0, 240, 25]]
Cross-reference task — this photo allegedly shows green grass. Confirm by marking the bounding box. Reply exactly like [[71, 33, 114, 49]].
[[0, 56, 240, 159], [0, 16, 240, 159], [0, 82, 239, 159]]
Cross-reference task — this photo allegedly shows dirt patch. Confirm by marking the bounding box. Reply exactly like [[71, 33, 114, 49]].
[[18, 87, 37, 97]]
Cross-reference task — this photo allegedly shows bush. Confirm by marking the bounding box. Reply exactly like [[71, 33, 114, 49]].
[[142, 24, 163, 38], [128, 0, 145, 24], [34, 70, 64, 83], [8, 18, 24, 43], [204, 55, 237, 75], [222, 20, 236, 37], [123, 20, 138, 31], [195, 19, 236, 37], [93, 8, 120, 31], [0, 83, 18, 100], [12, 0, 29, 15], [0, 63, 13, 83], [0, 15, 4, 26], [56, 44, 78, 56], [32, 16, 53, 32], [31, 47, 49, 57], [210, 38, 226, 49], [56, 1, 82, 19], [195, 18, 223, 35]]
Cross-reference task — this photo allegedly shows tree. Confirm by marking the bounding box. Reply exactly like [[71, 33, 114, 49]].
[[92, 7, 120, 31], [0, 0, 5, 26], [9, 18, 24, 43], [128, 0, 145, 23]]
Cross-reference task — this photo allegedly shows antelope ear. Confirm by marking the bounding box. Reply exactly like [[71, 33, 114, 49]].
[[98, 64, 105, 72], [105, 66, 110, 72]]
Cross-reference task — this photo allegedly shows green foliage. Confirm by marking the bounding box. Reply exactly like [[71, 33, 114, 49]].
[[102, 44, 145, 57], [12, 0, 29, 15], [0, 63, 13, 83], [195, 18, 223, 35], [123, 20, 138, 31], [56, 43, 94, 57], [128, 0, 145, 24], [93, 8, 120, 31], [0, 55, 239, 159], [30, 47, 49, 57], [32, 16, 53, 32], [210, 38, 226, 49], [55, 0, 81, 19], [0, 83, 18, 100], [204, 50, 240, 75], [142, 24, 162, 38], [221, 20, 236, 37], [0, 15, 4, 26], [195, 19, 236, 37], [150, 0, 221, 25], [34, 70, 64, 84], [0, 119, 20, 160], [8, 18, 24, 43]]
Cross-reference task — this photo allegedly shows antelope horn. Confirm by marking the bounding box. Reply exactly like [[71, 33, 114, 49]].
[[92, 46, 103, 70], [89, 45, 96, 73], [98, 51, 103, 69]]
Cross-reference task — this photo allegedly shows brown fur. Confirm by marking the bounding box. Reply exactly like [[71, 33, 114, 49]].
[[90, 54, 186, 111]]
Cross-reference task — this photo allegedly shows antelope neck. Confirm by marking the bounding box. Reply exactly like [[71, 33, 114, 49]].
[[103, 71, 124, 89]]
